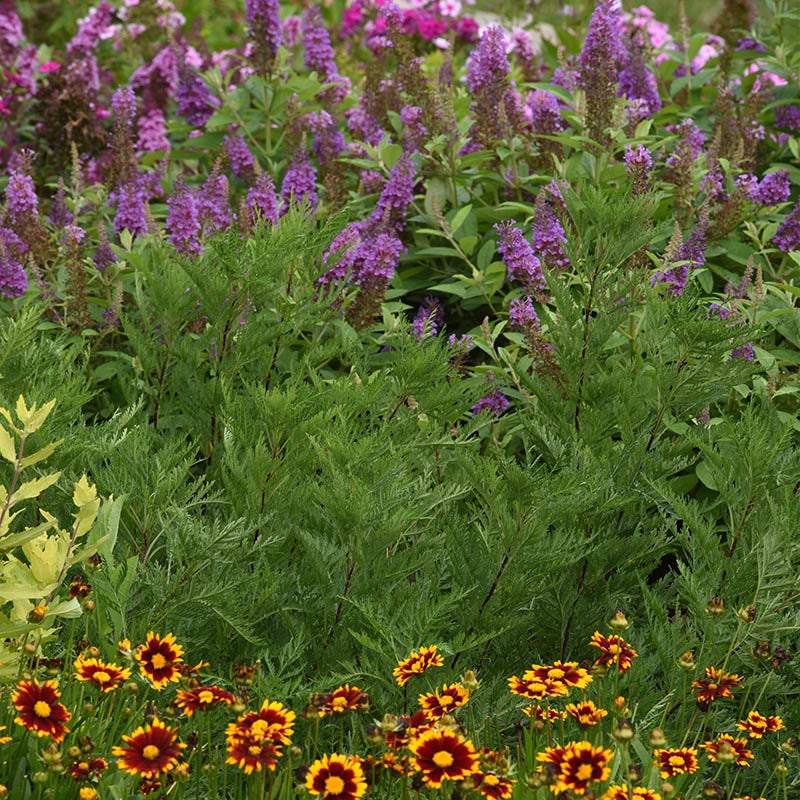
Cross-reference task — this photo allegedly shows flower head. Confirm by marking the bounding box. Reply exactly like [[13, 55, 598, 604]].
[[74, 657, 131, 692], [532, 194, 570, 271], [495, 222, 545, 290], [112, 718, 186, 777], [691, 665, 743, 707], [175, 685, 236, 716], [135, 632, 184, 690], [476, 771, 515, 799], [471, 390, 510, 417], [318, 685, 370, 716], [702, 734, 754, 765], [589, 631, 638, 673], [280, 147, 318, 214], [306, 753, 367, 800], [225, 700, 295, 774], [246, 0, 283, 74], [653, 747, 699, 779], [12, 679, 71, 742], [540, 741, 613, 795], [393, 645, 444, 686], [418, 683, 470, 721], [773, 199, 800, 252], [566, 700, 608, 727], [603, 786, 662, 800], [408, 728, 479, 788], [736, 710, 785, 738]]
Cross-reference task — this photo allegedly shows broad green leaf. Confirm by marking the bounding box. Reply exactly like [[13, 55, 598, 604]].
[[695, 460, 718, 491], [0, 425, 15, 463], [449, 204, 473, 237], [20, 439, 63, 468], [10, 472, 61, 504]]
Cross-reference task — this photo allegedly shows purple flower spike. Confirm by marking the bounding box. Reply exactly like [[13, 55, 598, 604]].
[[114, 178, 148, 237], [532, 196, 570, 271], [280, 148, 318, 214], [509, 296, 540, 330], [471, 390, 510, 417], [176, 66, 219, 128], [413, 296, 444, 339], [225, 134, 255, 180], [0, 227, 28, 298], [247, 173, 279, 228], [750, 170, 790, 206], [495, 222, 545, 290], [167, 180, 202, 256], [302, 6, 350, 106], [5, 172, 38, 223], [246, 0, 283, 73], [772, 199, 800, 253], [369, 155, 417, 231]]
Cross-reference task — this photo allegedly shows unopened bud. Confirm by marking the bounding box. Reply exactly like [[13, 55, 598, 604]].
[[660, 783, 674, 796], [780, 736, 797, 755], [289, 746, 303, 759], [737, 605, 756, 623], [650, 728, 667, 748], [67, 746, 82, 759], [613, 719, 635, 742], [83, 703, 94, 715], [0, 786, 8, 798], [380, 714, 399, 732], [28, 605, 47, 623], [678, 651, 695, 670], [87, 646, 100, 659], [174, 763, 190, 781], [612, 695, 628, 715], [702, 781, 724, 799], [462, 670, 479, 692], [609, 609, 629, 631], [83, 599, 96, 613], [86, 553, 102, 572], [32, 772, 48, 784], [42, 744, 62, 765], [706, 596, 725, 616], [365, 725, 384, 745], [776, 759, 788, 776], [626, 763, 642, 784], [715, 741, 735, 764], [753, 641, 771, 661]]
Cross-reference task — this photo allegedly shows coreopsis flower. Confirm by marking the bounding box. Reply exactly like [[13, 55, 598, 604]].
[[74, 657, 132, 692], [393, 645, 444, 686], [408, 728, 479, 788], [494, 222, 545, 290], [418, 683, 470, 721], [589, 631, 638, 673], [175, 685, 236, 716], [566, 700, 608, 727], [508, 673, 568, 700], [79, 788, 98, 800], [306, 754, 367, 800], [737, 710, 785, 738], [319, 685, 370, 715], [225, 700, 295, 773], [603, 786, 662, 800], [702, 734, 754, 765], [550, 741, 613, 795], [522, 705, 566, 723], [475, 771, 515, 799], [112, 718, 186, 777], [68, 757, 108, 782], [691, 665, 743, 707], [134, 632, 184, 690], [12, 679, 71, 742], [384, 710, 433, 750], [653, 747, 699, 779]]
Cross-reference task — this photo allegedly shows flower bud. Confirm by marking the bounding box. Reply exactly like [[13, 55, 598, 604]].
[[42, 744, 62, 765], [83, 599, 96, 613], [28, 605, 47, 623], [612, 695, 629, 715], [678, 651, 695, 670], [609, 609, 629, 631], [780, 736, 797, 755], [660, 783, 673, 797], [706, 596, 725, 616], [776, 759, 788, 776], [380, 714, 399, 732], [32, 772, 48, 784], [613, 719, 635, 742], [462, 670, 479, 692], [752, 641, 771, 661], [650, 728, 667, 748], [86, 553, 102, 572], [0, 786, 8, 798], [67, 746, 82, 759], [626, 763, 642, 784], [83, 703, 94, 715], [365, 725, 384, 745], [737, 605, 756, 623], [174, 762, 191, 781], [702, 781, 724, 799], [715, 741, 735, 764], [289, 746, 303, 759]]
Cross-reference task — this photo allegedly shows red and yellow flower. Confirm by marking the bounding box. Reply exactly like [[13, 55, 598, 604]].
[[691, 665, 743, 707], [11, 678, 71, 742], [384, 710, 433, 750], [408, 728, 479, 788], [393, 645, 444, 686], [79, 789, 99, 800], [225, 700, 295, 774], [134, 632, 184, 690], [112, 718, 186, 777], [533, 661, 593, 690], [653, 747, 699, 779], [418, 683, 470, 721], [603, 786, 662, 800], [589, 632, 638, 673], [522, 705, 566, 723], [702, 734, 754, 766], [175, 685, 236, 716], [68, 757, 108, 782], [736, 710, 784, 738], [474, 771, 515, 799], [565, 700, 608, 727], [508, 673, 568, 700], [319, 685, 370, 715], [306, 754, 366, 800], [74, 657, 131, 692], [545, 741, 613, 795]]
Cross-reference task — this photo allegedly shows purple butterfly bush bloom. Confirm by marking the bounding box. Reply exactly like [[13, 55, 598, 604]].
[[176, 65, 219, 128], [730, 342, 755, 361], [280, 147, 318, 215], [0, 227, 28, 298], [400, 105, 427, 153], [198, 172, 231, 234], [5, 172, 38, 224], [114, 176, 148, 237], [413, 296, 444, 339], [532, 195, 570, 271], [369, 154, 417, 231], [246, 0, 283, 74], [246, 172, 280, 228], [111, 86, 137, 123], [653, 212, 709, 296], [494, 222, 545, 290], [774, 104, 800, 133], [225, 134, 255, 180], [525, 90, 565, 135], [307, 111, 346, 167], [749, 170, 790, 206], [167, 180, 202, 256], [624, 144, 652, 177], [618, 33, 662, 118], [346, 105, 385, 148], [772, 199, 800, 252], [67, 1, 114, 57], [509, 296, 540, 330], [302, 6, 350, 106], [137, 109, 170, 154], [471, 390, 510, 417], [94, 227, 116, 271]]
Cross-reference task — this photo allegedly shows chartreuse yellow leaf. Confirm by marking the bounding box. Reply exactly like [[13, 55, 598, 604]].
[[15, 396, 56, 434], [20, 439, 63, 469], [23, 532, 68, 586], [0, 405, 18, 434], [72, 475, 100, 538], [0, 425, 16, 463], [9, 472, 61, 505]]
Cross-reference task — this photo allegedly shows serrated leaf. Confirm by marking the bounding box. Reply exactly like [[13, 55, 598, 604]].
[[20, 439, 63, 468], [0, 519, 56, 553], [0, 425, 16, 463], [16, 397, 56, 434], [10, 472, 61, 504]]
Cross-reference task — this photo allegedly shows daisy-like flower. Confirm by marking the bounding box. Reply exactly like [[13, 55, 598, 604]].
[[418, 683, 470, 721], [384, 711, 433, 750], [68, 757, 108, 782], [408, 728, 479, 788], [475, 771, 515, 799], [79, 789, 98, 800], [603, 786, 662, 800], [508, 673, 568, 700], [319, 685, 370, 715], [175, 685, 236, 716], [12, 679, 71, 742], [534, 661, 593, 690], [691, 665, 743, 707], [112, 718, 186, 777], [74, 657, 132, 692], [736, 710, 785, 738], [565, 700, 608, 726], [522, 705, 566, 723], [225, 700, 295, 774], [393, 645, 444, 686], [306, 753, 367, 800], [552, 741, 613, 795], [702, 734, 754, 766], [135, 632, 184, 690], [589, 632, 638, 673], [653, 747, 699, 779]]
